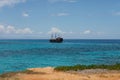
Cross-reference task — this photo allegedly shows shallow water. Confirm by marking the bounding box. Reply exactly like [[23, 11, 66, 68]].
[[0, 39, 120, 73]]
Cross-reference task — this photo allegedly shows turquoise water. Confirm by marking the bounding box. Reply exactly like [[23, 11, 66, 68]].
[[0, 39, 120, 73]]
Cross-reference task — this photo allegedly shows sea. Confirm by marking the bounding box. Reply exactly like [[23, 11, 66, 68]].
[[0, 39, 120, 73]]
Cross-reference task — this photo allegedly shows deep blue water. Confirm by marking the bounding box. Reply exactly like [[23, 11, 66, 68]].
[[0, 39, 120, 73]]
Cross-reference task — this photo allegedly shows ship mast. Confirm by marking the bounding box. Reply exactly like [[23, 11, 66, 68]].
[[51, 34, 53, 39], [55, 33, 57, 38]]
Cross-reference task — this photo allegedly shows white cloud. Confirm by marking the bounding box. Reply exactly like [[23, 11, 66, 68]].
[[48, 0, 57, 3], [0, 25, 5, 34], [0, 25, 33, 35], [52, 13, 69, 16], [69, 31, 73, 34], [22, 12, 29, 17], [48, 0, 77, 3], [57, 13, 69, 16], [48, 27, 63, 34], [95, 32, 105, 35], [113, 12, 120, 16], [16, 28, 33, 34], [6, 26, 16, 34], [83, 30, 92, 34], [63, 31, 75, 34], [0, 0, 26, 8], [64, 0, 77, 3], [37, 32, 43, 34]]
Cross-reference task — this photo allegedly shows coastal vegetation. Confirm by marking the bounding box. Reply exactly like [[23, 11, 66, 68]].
[[1, 64, 120, 79], [1, 64, 120, 80], [54, 64, 120, 71]]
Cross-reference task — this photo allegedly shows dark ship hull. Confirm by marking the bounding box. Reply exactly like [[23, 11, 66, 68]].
[[49, 37, 63, 43]]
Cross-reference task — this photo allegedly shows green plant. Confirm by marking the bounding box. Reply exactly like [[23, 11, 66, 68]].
[[54, 64, 120, 71]]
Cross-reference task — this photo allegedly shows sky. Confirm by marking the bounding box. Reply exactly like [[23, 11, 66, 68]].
[[0, 0, 120, 39]]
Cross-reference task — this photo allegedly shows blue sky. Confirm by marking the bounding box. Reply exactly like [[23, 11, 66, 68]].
[[0, 0, 120, 39]]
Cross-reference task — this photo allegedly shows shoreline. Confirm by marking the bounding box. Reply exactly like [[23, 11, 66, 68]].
[[1, 67, 120, 80]]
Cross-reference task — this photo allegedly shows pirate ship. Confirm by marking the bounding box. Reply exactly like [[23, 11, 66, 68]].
[[49, 33, 63, 43]]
